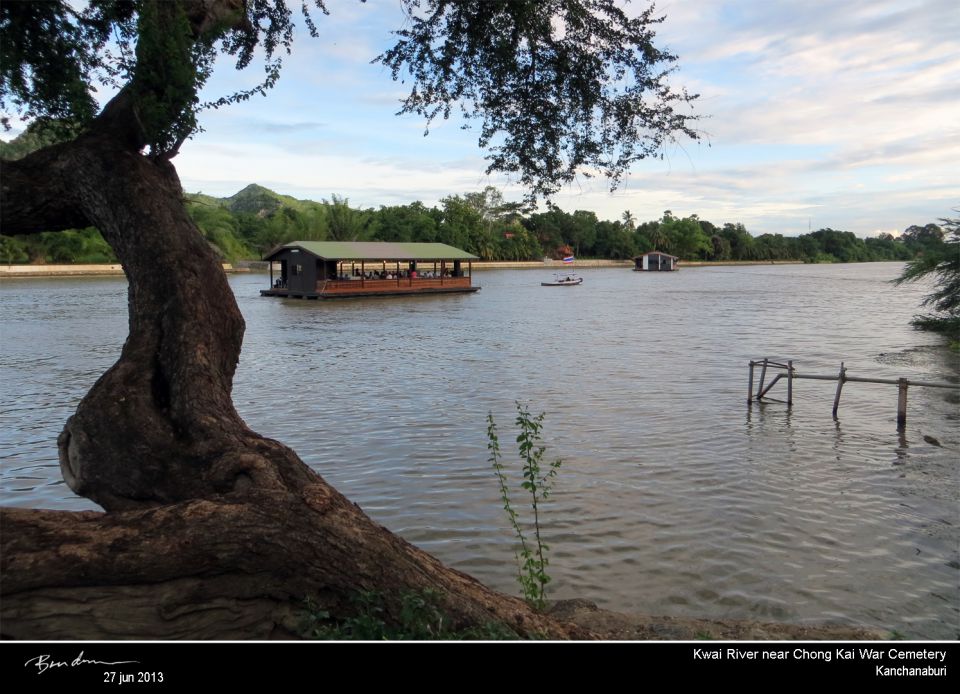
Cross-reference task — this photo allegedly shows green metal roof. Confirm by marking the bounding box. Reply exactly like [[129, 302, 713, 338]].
[[265, 241, 478, 261]]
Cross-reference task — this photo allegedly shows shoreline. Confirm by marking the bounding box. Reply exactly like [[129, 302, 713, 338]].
[[0, 263, 246, 278], [471, 259, 805, 269], [549, 599, 890, 640], [0, 259, 808, 278]]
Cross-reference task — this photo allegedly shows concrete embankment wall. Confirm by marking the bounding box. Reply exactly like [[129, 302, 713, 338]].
[[473, 259, 803, 269], [233, 259, 635, 271], [237, 259, 634, 271], [1, 259, 803, 278], [680, 260, 803, 267], [0, 264, 243, 278], [0, 263, 127, 277], [474, 259, 632, 269]]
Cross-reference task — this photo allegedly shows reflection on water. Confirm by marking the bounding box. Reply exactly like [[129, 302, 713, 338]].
[[1, 264, 957, 638]]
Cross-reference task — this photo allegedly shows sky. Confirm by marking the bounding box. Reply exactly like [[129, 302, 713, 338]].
[[141, 1, 960, 236]]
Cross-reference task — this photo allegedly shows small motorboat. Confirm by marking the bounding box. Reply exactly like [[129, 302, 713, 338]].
[[541, 273, 583, 286]]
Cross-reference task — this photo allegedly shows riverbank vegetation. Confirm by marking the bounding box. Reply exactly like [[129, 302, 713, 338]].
[[894, 212, 960, 342], [0, 176, 944, 266]]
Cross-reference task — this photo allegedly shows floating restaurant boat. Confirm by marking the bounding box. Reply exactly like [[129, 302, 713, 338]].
[[261, 241, 480, 299]]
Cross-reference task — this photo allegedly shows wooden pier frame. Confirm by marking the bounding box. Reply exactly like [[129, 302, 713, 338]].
[[747, 358, 959, 428]]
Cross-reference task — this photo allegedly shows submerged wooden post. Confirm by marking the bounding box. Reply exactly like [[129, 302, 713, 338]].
[[787, 360, 793, 407], [757, 358, 768, 400], [745, 358, 959, 423], [897, 378, 908, 429], [832, 362, 846, 418]]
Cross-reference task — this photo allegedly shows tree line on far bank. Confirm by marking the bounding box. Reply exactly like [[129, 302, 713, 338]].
[[0, 182, 946, 267]]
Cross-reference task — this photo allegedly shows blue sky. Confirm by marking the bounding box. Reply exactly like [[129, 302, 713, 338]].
[[149, 1, 960, 235]]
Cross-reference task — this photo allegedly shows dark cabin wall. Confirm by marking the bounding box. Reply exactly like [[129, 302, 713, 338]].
[[277, 248, 318, 292]]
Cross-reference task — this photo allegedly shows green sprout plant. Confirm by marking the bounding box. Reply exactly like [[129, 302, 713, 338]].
[[487, 402, 563, 611]]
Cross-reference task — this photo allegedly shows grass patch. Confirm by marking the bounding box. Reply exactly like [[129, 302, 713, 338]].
[[302, 590, 519, 641]]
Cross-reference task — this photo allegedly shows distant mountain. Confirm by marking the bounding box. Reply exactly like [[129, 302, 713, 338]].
[[187, 184, 325, 218], [223, 183, 286, 216]]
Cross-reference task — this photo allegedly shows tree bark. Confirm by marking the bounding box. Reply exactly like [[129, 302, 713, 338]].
[[1, 492, 588, 639]]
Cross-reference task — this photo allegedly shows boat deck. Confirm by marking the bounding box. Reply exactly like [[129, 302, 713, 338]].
[[261, 276, 479, 299]]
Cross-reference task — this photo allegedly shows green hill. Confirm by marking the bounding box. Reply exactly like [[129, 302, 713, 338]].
[[219, 183, 326, 216], [224, 183, 286, 216]]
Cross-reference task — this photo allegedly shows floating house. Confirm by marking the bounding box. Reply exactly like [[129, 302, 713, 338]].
[[261, 241, 480, 299], [633, 251, 679, 271]]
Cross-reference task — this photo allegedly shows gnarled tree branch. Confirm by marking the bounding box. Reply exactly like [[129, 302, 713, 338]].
[[1, 491, 591, 640]]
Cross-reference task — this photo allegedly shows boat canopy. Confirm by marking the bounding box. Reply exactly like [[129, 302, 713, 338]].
[[264, 241, 478, 262]]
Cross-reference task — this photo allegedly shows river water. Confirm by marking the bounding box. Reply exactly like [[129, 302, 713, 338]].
[[1, 263, 957, 638]]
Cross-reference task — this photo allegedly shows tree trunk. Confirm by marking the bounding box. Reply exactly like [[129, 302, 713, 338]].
[[0, 131, 586, 640], [1, 493, 587, 639], [58, 135, 322, 511], [3, 129, 318, 511]]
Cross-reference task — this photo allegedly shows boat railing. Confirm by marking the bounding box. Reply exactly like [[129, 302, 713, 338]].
[[318, 276, 471, 292]]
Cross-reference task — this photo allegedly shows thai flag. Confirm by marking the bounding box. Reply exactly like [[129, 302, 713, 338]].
[[562, 255, 575, 263]]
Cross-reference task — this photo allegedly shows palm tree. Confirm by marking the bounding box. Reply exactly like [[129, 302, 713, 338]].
[[649, 226, 670, 252], [895, 211, 959, 339]]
